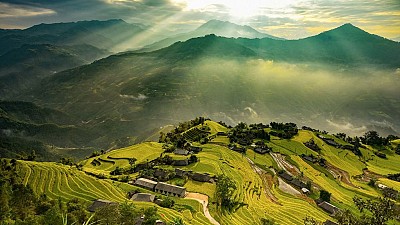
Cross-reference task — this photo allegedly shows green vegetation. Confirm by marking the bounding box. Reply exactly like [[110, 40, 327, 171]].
[[2, 119, 400, 225]]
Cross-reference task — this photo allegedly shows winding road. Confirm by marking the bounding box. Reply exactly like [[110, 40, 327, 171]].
[[185, 192, 220, 225]]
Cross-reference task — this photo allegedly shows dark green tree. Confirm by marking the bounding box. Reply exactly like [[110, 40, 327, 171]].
[[319, 190, 331, 202], [215, 174, 236, 210]]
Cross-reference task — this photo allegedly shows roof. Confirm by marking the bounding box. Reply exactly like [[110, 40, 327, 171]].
[[318, 201, 340, 215], [173, 159, 189, 166], [290, 179, 307, 189], [174, 149, 189, 155], [279, 172, 293, 181], [254, 148, 269, 154], [302, 188, 310, 193], [155, 182, 186, 196], [88, 199, 118, 212], [135, 178, 158, 189], [191, 172, 211, 182], [131, 193, 155, 202]]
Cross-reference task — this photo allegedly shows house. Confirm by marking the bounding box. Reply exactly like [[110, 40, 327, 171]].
[[323, 220, 338, 225], [191, 172, 211, 182], [88, 199, 118, 212], [174, 148, 189, 155], [290, 178, 307, 189], [377, 183, 388, 189], [254, 147, 270, 154], [318, 201, 340, 216], [131, 193, 155, 203], [230, 146, 246, 153], [154, 169, 169, 180], [173, 159, 189, 166], [301, 154, 317, 163], [134, 178, 158, 190], [301, 188, 310, 194], [155, 182, 186, 197], [155, 220, 166, 225], [175, 168, 187, 177], [188, 146, 202, 153], [278, 171, 293, 181]]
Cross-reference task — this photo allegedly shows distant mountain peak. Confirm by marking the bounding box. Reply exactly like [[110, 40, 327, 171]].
[[324, 23, 368, 34]]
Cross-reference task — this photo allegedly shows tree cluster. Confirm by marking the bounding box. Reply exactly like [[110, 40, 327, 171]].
[[269, 122, 298, 139]]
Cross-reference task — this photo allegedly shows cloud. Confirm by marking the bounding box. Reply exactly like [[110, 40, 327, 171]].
[[327, 120, 367, 133], [0, 2, 56, 18], [0, 0, 399, 39]]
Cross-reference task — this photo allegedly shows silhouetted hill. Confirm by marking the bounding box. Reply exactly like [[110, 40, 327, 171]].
[[0, 44, 109, 97], [2, 23, 399, 158], [0, 19, 145, 55], [232, 23, 400, 67], [140, 20, 282, 52], [153, 34, 257, 60]]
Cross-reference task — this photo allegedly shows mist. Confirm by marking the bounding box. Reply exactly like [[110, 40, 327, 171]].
[[165, 58, 400, 136]]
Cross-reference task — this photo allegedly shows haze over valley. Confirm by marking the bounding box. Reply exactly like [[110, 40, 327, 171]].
[[1, 1, 400, 224]]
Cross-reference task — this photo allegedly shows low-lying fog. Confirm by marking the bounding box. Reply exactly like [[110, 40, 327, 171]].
[[164, 58, 400, 136]]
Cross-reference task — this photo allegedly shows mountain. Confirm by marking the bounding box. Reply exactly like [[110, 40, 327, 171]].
[[231, 23, 400, 66], [152, 34, 257, 60], [0, 101, 96, 160], [140, 19, 283, 52], [195, 20, 281, 39], [2, 23, 399, 158], [0, 44, 109, 98], [0, 19, 145, 55]]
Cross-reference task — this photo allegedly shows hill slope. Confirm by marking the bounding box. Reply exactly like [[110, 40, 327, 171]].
[[0, 19, 145, 55], [66, 120, 400, 224], [0, 43, 109, 98], [140, 19, 282, 52]]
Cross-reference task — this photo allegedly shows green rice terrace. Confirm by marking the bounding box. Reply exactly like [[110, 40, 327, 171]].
[[3, 118, 400, 224]]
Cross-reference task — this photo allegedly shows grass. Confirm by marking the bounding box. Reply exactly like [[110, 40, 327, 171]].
[[17, 123, 400, 225], [81, 142, 164, 173], [16, 160, 212, 225]]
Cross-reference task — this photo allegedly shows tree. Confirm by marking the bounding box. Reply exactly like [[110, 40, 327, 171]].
[[27, 150, 37, 161], [0, 183, 10, 221], [336, 197, 398, 225], [319, 190, 331, 202], [395, 145, 400, 155], [215, 174, 237, 211]]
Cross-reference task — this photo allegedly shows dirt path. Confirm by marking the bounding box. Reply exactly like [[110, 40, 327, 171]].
[[325, 163, 359, 188], [270, 153, 300, 176], [185, 193, 220, 225], [246, 157, 280, 204], [277, 177, 301, 195]]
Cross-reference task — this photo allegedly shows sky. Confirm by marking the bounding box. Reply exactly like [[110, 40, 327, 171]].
[[0, 0, 399, 39]]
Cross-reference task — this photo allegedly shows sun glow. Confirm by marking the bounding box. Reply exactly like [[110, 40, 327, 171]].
[[172, 0, 296, 18]]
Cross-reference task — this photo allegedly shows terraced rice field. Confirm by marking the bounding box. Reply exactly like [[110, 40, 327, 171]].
[[81, 142, 164, 172], [176, 144, 330, 225], [18, 160, 127, 202], [16, 160, 212, 225]]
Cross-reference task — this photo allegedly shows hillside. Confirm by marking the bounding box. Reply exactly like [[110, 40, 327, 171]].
[[0, 44, 109, 98], [9, 119, 400, 225], [1, 23, 399, 160], [0, 19, 145, 55], [140, 19, 282, 52]]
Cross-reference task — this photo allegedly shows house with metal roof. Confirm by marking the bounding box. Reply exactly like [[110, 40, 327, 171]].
[[154, 182, 186, 197], [88, 199, 118, 212], [134, 178, 158, 190], [131, 193, 156, 203]]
